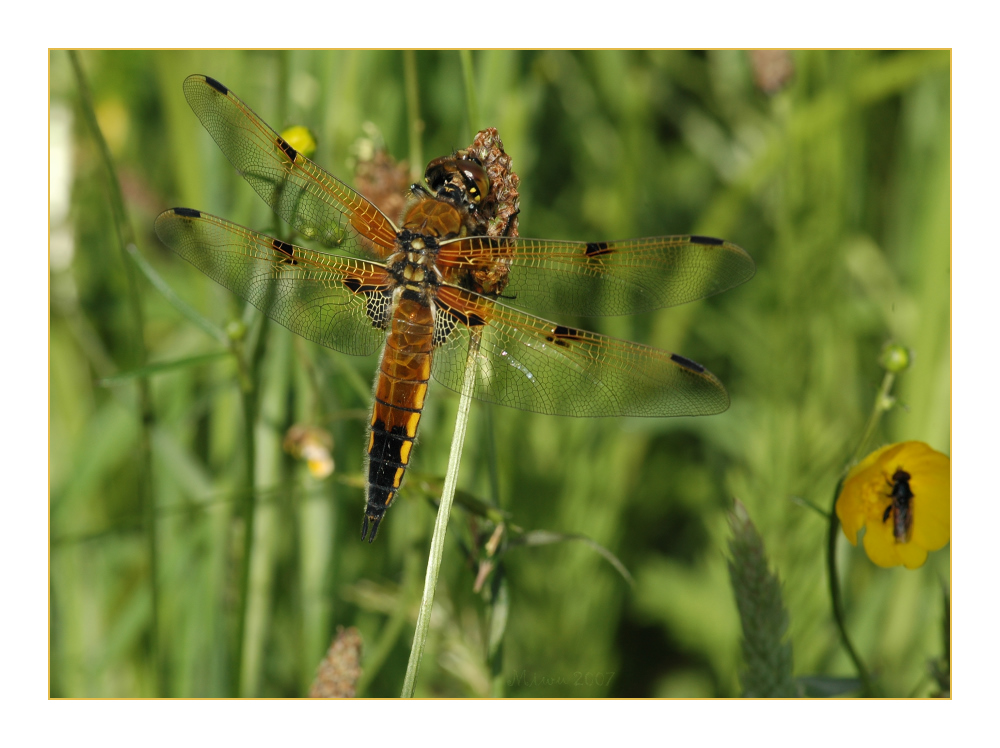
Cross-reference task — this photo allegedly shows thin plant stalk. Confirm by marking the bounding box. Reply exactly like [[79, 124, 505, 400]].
[[403, 51, 423, 183], [231, 261, 277, 697], [850, 371, 897, 465], [401, 332, 482, 697], [459, 50, 480, 139], [126, 244, 229, 346], [826, 476, 874, 696], [68, 51, 165, 697], [232, 372, 259, 696]]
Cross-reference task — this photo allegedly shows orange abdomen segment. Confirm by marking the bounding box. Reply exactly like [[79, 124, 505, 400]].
[[362, 296, 435, 542]]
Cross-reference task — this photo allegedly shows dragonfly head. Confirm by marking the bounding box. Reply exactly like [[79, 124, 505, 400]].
[[423, 151, 490, 213]]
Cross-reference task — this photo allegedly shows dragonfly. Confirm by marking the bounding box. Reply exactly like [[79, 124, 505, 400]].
[[155, 74, 755, 542]]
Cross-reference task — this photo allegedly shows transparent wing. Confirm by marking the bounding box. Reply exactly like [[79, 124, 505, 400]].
[[155, 208, 393, 356], [431, 286, 728, 417], [183, 74, 398, 257], [437, 234, 755, 316]]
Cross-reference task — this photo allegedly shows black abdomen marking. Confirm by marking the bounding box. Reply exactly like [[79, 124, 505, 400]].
[[363, 420, 416, 543]]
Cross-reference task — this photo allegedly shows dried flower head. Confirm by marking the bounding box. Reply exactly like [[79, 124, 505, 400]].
[[309, 627, 363, 698]]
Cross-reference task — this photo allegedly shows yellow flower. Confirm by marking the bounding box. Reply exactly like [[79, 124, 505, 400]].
[[836, 441, 950, 569]]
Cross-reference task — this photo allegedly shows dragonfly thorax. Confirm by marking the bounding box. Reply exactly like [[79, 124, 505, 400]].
[[401, 194, 467, 238], [387, 228, 444, 300]]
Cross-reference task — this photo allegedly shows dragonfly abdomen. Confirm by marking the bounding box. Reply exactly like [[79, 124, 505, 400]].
[[362, 297, 435, 542]]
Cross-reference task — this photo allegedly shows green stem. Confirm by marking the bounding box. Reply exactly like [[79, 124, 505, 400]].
[[826, 478, 875, 696], [827, 368, 898, 697], [361, 609, 410, 696], [403, 51, 424, 182], [68, 51, 166, 697], [851, 371, 896, 465], [233, 379, 257, 696], [400, 331, 482, 697], [459, 50, 480, 139], [231, 312, 271, 696]]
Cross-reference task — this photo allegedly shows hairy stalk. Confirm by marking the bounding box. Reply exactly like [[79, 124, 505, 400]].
[[401, 332, 482, 697], [69, 51, 165, 697], [728, 501, 797, 697]]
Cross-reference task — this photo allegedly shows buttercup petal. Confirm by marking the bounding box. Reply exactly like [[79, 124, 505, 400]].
[[838, 441, 950, 569]]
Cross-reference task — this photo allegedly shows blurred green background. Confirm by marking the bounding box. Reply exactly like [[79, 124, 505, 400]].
[[49, 50, 950, 698]]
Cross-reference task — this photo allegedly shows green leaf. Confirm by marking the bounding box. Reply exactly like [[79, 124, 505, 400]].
[[97, 351, 230, 385], [512, 530, 634, 586]]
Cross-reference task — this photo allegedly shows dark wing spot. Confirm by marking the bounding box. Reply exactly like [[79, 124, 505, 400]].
[[173, 207, 201, 218], [439, 301, 486, 329], [547, 325, 584, 347], [688, 235, 725, 246], [276, 136, 298, 162], [585, 241, 612, 257], [345, 278, 388, 295], [670, 353, 705, 373], [203, 76, 228, 95], [271, 238, 296, 264], [453, 309, 486, 327]]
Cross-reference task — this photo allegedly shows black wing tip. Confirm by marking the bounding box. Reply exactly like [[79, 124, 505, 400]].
[[670, 352, 705, 373], [200, 75, 229, 95], [688, 234, 726, 246], [669, 353, 731, 416], [689, 234, 757, 284], [170, 207, 202, 219]]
